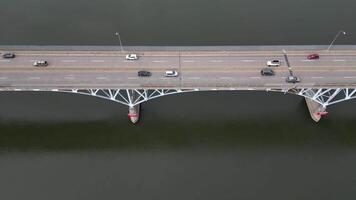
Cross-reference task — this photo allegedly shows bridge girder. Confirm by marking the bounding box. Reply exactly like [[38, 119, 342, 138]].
[[1, 88, 356, 108]]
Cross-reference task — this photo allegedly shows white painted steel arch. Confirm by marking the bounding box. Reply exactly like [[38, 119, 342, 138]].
[[57, 88, 197, 107], [290, 88, 356, 107], [3, 88, 356, 108]]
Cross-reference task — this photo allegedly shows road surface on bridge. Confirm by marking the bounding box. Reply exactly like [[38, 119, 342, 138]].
[[0, 50, 356, 90]]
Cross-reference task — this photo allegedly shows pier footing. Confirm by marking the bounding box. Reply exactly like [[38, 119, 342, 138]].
[[305, 98, 326, 122]]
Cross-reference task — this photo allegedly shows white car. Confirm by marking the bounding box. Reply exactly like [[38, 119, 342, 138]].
[[266, 60, 280, 67], [165, 70, 179, 77], [33, 60, 48, 67], [125, 54, 138, 60]]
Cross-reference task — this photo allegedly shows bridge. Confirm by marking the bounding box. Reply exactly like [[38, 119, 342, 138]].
[[1, 45, 356, 123]]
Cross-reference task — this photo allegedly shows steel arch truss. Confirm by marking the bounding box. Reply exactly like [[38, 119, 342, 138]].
[[291, 88, 356, 107], [58, 88, 195, 107]]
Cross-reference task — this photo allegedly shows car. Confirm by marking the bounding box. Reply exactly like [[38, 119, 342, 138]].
[[126, 54, 138, 60], [266, 60, 280, 67], [260, 68, 275, 76], [33, 60, 48, 67], [286, 75, 300, 83], [138, 71, 151, 77], [2, 52, 15, 59], [165, 70, 179, 77], [307, 53, 320, 60]]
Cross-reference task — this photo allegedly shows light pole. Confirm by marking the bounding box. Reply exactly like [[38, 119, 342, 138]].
[[115, 32, 124, 52], [326, 30, 346, 51]]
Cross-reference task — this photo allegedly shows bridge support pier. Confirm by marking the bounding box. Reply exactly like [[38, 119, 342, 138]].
[[305, 97, 326, 122], [128, 104, 140, 124], [128, 90, 140, 124]]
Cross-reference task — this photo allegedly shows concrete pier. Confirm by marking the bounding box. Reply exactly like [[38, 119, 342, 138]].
[[127, 90, 140, 124], [305, 98, 326, 122], [128, 104, 140, 124]]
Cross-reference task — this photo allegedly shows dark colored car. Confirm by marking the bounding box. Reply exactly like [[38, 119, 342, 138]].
[[307, 53, 319, 60], [286, 75, 300, 83], [261, 68, 275, 76], [138, 71, 151, 77], [2, 52, 15, 59]]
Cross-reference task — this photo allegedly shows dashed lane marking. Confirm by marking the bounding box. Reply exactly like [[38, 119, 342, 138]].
[[62, 60, 77, 62], [241, 60, 255, 62], [311, 77, 324, 79], [188, 77, 200, 79], [333, 59, 345, 62], [96, 77, 109, 80], [91, 60, 105, 62], [344, 76, 356, 79], [182, 60, 195, 63], [28, 77, 40, 80], [152, 60, 167, 63], [209, 60, 223, 63]]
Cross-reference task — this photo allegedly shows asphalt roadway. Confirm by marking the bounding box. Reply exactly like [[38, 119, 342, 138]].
[[0, 50, 356, 90]]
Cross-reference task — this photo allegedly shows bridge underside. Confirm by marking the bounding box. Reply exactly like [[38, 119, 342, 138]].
[[1, 88, 356, 123]]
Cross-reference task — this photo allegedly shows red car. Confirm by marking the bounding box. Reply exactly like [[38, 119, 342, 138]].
[[307, 53, 320, 60]]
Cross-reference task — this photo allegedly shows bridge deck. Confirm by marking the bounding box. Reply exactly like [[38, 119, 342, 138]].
[[1, 49, 356, 90]]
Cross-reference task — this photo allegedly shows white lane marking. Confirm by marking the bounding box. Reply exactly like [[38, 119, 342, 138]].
[[210, 60, 222, 63], [33, 89, 40, 91], [159, 77, 168, 80], [0, 77, 8, 79], [28, 77, 40, 80], [301, 60, 312, 62], [61, 60, 76, 63], [188, 77, 200, 79], [0, 60, 10, 62], [64, 76, 75, 80], [152, 60, 167, 63], [91, 60, 105, 62], [241, 60, 255, 62], [249, 77, 261, 79], [311, 77, 323, 79], [343, 76, 356, 79], [265, 83, 284, 86], [128, 77, 138, 80], [96, 77, 109, 80], [333, 59, 345, 62], [281, 76, 286, 78], [182, 60, 195, 63], [219, 77, 233, 79]]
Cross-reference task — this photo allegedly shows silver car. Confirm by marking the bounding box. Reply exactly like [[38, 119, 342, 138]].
[[286, 75, 300, 83]]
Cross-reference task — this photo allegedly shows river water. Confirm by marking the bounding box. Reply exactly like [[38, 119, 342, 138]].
[[1, 0, 356, 199]]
